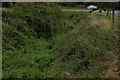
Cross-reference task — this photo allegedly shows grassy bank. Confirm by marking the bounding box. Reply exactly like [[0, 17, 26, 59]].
[[43, 12, 118, 78], [2, 3, 118, 78]]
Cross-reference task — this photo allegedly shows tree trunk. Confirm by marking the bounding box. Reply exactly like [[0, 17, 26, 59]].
[[107, 10, 109, 17], [112, 9, 115, 25]]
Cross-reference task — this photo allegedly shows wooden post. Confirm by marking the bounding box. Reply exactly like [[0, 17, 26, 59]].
[[109, 11, 111, 19], [112, 9, 115, 25]]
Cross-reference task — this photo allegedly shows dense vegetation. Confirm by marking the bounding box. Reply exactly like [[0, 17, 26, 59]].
[[2, 3, 62, 78], [2, 2, 118, 78]]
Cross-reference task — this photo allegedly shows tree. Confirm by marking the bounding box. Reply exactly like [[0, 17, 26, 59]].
[[2, 2, 16, 8]]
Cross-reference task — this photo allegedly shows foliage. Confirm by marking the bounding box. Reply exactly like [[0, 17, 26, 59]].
[[2, 3, 62, 78], [2, 3, 118, 78], [3, 3, 62, 40], [58, 2, 79, 7]]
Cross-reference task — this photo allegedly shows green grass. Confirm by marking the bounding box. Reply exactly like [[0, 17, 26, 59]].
[[3, 38, 54, 78], [3, 7, 118, 78]]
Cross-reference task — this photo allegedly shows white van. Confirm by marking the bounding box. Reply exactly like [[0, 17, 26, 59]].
[[87, 5, 97, 10]]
